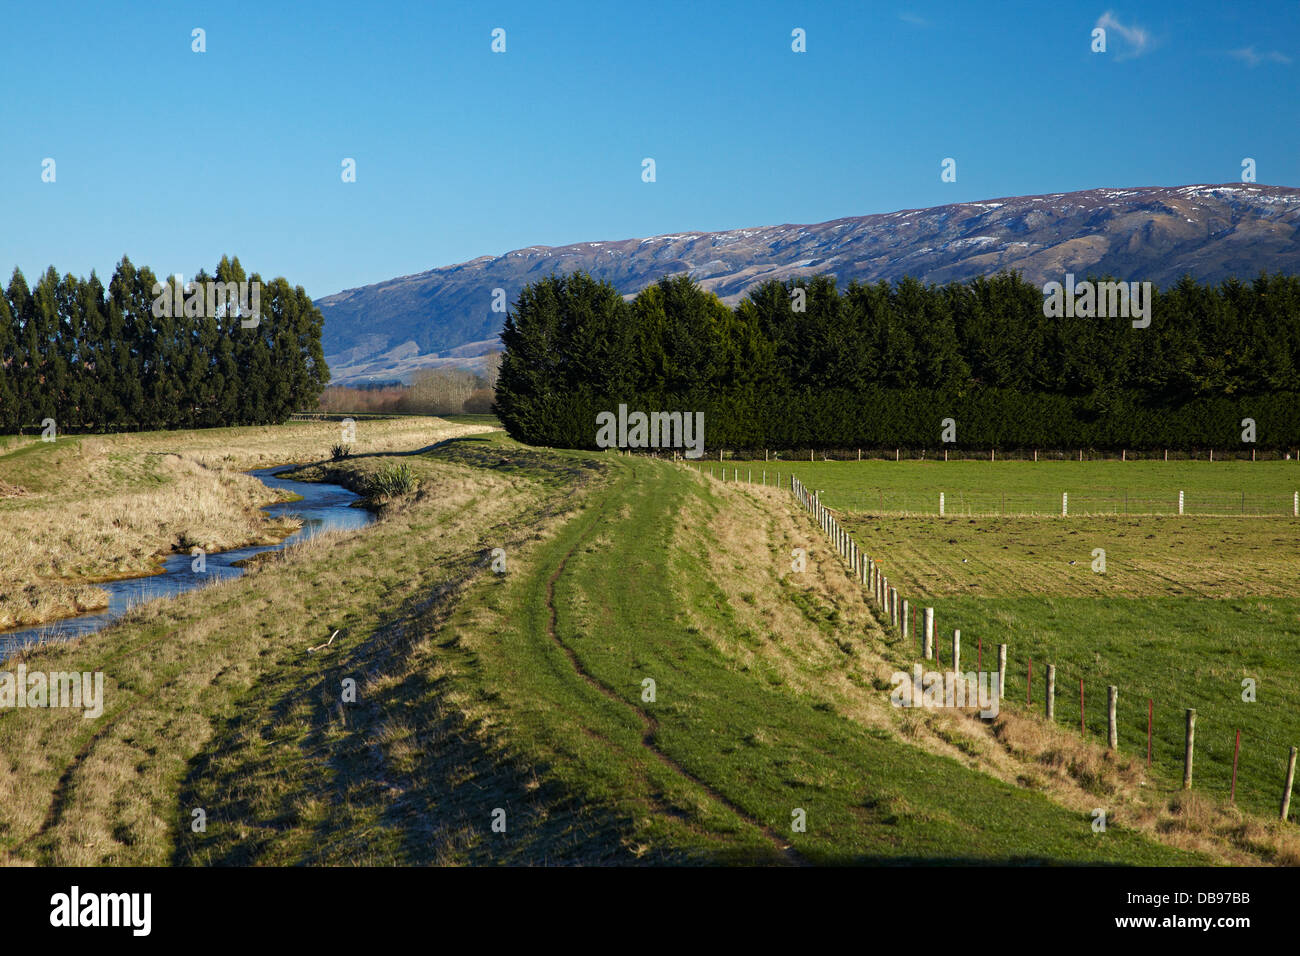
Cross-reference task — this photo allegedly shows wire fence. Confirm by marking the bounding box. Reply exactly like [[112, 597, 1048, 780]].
[[778, 473, 1300, 825], [847, 489, 1299, 517], [687, 462, 1300, 518], [717, 447, 1298, 463]]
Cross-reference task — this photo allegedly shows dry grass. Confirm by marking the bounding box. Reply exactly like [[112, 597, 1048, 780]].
[[0, 417, 494, 629], [0, 449, 531, 865]]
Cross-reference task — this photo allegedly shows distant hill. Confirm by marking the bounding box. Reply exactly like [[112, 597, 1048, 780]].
[[316, 183, 1300, 384]]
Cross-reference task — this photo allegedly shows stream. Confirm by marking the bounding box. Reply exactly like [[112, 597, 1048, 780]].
[[0, 466, 374, 660]]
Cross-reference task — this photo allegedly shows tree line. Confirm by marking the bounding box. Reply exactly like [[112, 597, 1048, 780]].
[[318, 363, 500, 417], [495, 270, 1300, 450], [0, 255, 329, 433]]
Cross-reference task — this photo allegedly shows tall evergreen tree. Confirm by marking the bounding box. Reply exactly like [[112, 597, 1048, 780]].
[[0, 287, 15, 431]]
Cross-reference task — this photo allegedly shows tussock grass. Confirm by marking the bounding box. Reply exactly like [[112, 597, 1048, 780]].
[[365, 461, 417, 499]]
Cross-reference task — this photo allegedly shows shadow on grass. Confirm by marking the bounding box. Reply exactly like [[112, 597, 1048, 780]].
[[169, 442, 676, 866], [172, 551, 668, 864]]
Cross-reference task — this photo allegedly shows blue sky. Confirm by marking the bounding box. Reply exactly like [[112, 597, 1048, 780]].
[[2, 0, 1296, 299]]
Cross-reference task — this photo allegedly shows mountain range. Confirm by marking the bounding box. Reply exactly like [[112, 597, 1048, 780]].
[[315, 183, 1300, 385]]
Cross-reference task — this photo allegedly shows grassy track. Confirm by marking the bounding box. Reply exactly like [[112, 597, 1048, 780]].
[[508, 458, 1201, 863]]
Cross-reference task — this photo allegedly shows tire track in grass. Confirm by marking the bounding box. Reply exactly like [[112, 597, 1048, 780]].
[[9, 625, 184, 860], [17, 695, 142, 857], [543, 475, 808, 866]]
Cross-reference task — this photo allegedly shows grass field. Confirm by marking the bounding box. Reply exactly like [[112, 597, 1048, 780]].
[[3, 428, 1297, 864], [748, 458, 1300, 828], [707, 458, 1300, 516], [917, 595, 1300, 823], [436, 412, 502, 428], [14, 428, 1289, 864]]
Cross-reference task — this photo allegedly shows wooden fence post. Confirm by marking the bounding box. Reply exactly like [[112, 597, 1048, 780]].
[[901, 599, 910, 639], [997, 644, 1007, 700], [952, 629, 960, 672], [924, 608, 935, 660], [1183, 708, 1197, 790], [1062, 492, 1068, 517], [939, 492, 944, 517], [1282, 746, 1297, 822], [1107, 685, 1118, 750], [1045, 664, 1056, 720]]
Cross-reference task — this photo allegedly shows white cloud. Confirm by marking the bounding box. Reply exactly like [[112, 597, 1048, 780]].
[[1228, 46, 1292, 67], [898, 11, 929, 27], [1096, 10, 1152, 60]]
